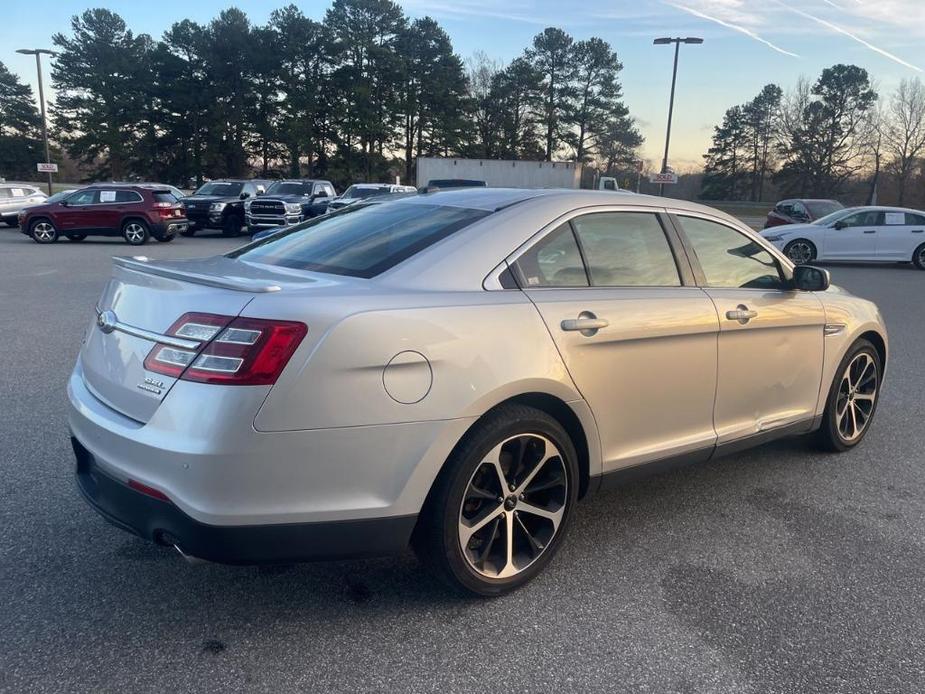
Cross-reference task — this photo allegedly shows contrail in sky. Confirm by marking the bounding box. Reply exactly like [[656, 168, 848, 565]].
[[775, 1, 922, 72], [666, 2, 800, 58]]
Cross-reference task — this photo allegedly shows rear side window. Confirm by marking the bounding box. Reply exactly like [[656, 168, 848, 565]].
[[571, 212, 680, 287], [906, 213, 925, 225], [513, 224, 588, 287], [154, 192, 178, 203], [114, 190, 142, 203], [0, 188, 11, 199], [679, 216, 784, 290], [229, 202, 490, 278]]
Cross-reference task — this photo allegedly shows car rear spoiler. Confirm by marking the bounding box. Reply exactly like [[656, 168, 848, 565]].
[[112, 256, 282, 293]]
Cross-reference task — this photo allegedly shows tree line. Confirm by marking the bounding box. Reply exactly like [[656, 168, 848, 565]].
[[702, 64, 925, 207], [0, 2, 642, 189]]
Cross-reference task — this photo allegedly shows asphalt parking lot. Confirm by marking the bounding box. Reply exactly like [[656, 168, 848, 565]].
[[1, 227, 923, 694]]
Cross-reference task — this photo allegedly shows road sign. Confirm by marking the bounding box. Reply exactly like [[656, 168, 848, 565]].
[[649, 172, 678, 184], [37, 163, 58, 173]]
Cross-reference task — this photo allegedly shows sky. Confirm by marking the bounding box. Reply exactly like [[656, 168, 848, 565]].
[[4, 0, 925, 171]]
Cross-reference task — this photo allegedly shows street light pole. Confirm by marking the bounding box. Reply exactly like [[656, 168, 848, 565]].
[[653, 37, 703, 196], [16, 48, 57, 195]]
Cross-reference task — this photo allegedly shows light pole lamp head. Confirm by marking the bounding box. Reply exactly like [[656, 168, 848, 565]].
[[653, 37, 673, 45], [682, 37, 704, 44], [16, 48, 57, 56]]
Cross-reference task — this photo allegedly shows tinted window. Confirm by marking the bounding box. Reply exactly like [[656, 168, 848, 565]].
[[571, 212, 680, 287], [804, 200, 842, 217], [114, 190, 142, 203], [840, 210, 883, 227], [229, 202, 489, 278], [514, 224, 588, 287], [906, 213, 925, 225], [196, 182, 243, 197], [680, 216, 784, 290], [265, 181, 312, 196], [68, 190, 98, 205], [154, 192, 178, 203]]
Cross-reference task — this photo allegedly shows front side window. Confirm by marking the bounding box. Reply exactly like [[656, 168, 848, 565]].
[[68, 190, 98, 206], [229, 201, 489, 278], [513, 224, 588, 287], [680, 216, 785, 290], [571, 212, 680, 287], [839, 211, 883, 227]]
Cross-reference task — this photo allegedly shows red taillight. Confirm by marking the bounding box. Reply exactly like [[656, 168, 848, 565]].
[[128, 479, 172, 503], [143, 312, 307, 386]]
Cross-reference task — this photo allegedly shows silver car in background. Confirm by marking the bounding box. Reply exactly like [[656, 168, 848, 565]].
[[0, 183, 47, 226], [68, 189, 887, 595]]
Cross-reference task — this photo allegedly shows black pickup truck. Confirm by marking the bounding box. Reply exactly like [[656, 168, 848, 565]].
[[245, 179, 336, 233], [181, 179, 270, 237]]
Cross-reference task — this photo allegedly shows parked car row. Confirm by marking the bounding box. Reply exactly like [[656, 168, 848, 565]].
[[0, 183, 48, 226]]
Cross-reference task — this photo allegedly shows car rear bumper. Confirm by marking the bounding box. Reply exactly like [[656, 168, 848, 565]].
[[151, 219, 189, 238], [73, 436, 416, 563]]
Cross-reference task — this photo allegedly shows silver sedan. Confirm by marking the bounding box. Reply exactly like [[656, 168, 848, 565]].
[[68, 189, 887, 595]]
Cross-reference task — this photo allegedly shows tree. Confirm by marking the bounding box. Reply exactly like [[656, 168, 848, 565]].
[[567, 37, 623, 161], [464, 51, 503, 158], [0, 61, 43, 180], [775, 64, 877, 197], [51, 9, 152, 179], [489, 58, 543, 159], [742, 83, 782, 201], [527, 27, 575, 161], [701, 105, 749, 200], [883, 77, 925, 205]]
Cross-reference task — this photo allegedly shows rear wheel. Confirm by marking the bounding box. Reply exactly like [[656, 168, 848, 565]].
[[30, 219, 58, 244], [414, 404, 578, 596], [817, 339, 882, 452], [783, 239, 816, 264], [222, 215, 242, 237], [913, 243, 925, 270], [66, 234, 87, 242], [122, 220, 150, 246]]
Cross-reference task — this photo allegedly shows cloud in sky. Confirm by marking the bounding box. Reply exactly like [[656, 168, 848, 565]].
[[665, 2, 799, 58]]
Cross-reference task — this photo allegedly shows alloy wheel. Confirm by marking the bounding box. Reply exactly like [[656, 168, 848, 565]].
[[458, 434, 568, 579], [32, 222, 56, 242], [835, 352, 878, 442], [787, 241, 814, 264], [124, 223, 146, 244]]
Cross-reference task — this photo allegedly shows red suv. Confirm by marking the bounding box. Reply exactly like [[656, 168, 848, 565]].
[[18, 184, 189, 245]]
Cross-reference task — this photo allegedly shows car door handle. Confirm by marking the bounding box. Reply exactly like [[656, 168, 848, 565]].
[[561, 312, 609, 336], [912, 229, 924, 234], [725, 305, 758, 324], [863, 230, 876, 234]]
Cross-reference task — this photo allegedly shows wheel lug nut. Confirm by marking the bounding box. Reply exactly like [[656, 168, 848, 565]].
[[509, 484, 515, 492], [519, 493, 524, 500]]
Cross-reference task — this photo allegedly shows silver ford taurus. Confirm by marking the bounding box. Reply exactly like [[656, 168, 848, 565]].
[[69, 189, 887, 595]]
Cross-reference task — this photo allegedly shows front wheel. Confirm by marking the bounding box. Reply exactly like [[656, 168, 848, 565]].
[[784, 239, 817, 264], [30, 219, 58, 244], [913, 243, 925, 270], [817, 339, 882, 452], [414, 404, 578, 596], [122, 220, 150, 246]]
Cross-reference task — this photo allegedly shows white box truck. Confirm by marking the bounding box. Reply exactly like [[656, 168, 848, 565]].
[[416, 157, 582, 189]]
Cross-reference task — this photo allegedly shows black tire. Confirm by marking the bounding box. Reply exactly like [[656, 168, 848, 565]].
[[783, 238, 817, 265], [816, 338, 882, 452], [913, 243, 925, 270], [222, 215, 243, 237], [66, 234, 87, 242], [413, 404, 579, 596], [122, 219, 150, 246], [30, 218, 58, 244]]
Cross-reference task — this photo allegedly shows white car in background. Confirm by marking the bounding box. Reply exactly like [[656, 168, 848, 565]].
[[761, 206, 925, 269], [0, 183, 47, 226]]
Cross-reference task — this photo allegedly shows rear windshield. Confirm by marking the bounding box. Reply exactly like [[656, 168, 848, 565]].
[[228, 202, 490, 278], [805, 200, 843, 217], [343, 185, 389, 200], [196, 182, 242, 197], [154, 192, 178, 203]]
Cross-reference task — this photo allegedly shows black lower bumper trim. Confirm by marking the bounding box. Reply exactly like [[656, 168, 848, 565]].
[[72, 437, 417, 564]]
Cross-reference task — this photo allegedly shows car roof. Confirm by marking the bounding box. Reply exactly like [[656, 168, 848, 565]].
[[86, 182, 173, 190], [836, 205, 924, 215]]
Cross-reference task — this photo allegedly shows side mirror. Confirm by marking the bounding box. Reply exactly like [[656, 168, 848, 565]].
[[60, 200, 69, 207], [792, 265, 830, 292], [833, 220, 846, 230], [240, 192, 250, 199]]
